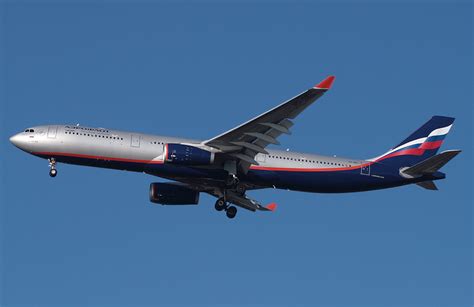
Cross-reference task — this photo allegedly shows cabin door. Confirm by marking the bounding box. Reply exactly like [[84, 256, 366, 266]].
[[47, 125, 58, 138], [360, 164, 370, 176], [131, 134, 140, 147]]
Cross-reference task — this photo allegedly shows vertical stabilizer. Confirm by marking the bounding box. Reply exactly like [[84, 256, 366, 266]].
[[369, 116, 455, 167]]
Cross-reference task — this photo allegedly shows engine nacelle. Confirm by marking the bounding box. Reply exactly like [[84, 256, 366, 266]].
[[149, 182, 199, 205], [165, 143, 214, 166]]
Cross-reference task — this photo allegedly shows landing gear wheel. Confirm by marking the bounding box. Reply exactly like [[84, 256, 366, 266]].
[[215, 198, 227, 211], [226, 206, 237, 219], [48, 158, 57, 178], [49, 168, 57, 177]]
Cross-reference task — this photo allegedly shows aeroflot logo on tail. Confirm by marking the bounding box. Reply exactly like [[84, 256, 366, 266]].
[[65, 126, 110, 133]]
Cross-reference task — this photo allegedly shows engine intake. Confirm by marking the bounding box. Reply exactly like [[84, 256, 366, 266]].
[[149, 182, 199, 205], [165, 143, 214, 165]]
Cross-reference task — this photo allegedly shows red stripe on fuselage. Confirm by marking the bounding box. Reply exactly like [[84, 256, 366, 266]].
[[34, 151, 366, 172], [249, 164, 365, 172], [33, 151, 164, 164]]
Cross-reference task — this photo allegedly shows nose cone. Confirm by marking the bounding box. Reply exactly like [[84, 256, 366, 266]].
[[9, 133, 23, 148]]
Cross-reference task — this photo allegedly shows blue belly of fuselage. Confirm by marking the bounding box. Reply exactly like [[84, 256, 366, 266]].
[[37, 152, 410, 193]]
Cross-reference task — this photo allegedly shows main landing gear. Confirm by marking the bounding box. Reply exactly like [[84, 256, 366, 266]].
[[225, 173, 239, 187], [214, 197, 237, 219], [49, 158, 57, 177]]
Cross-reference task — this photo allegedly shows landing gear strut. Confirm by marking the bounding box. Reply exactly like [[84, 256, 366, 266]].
[[214, 197, 237, 219], [49, 158, 57, 177], [225, 174, 239, 187], [224, 160, 238, 187]]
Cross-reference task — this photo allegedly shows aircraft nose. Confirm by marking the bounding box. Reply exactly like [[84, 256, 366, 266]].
[[9, 133, 23, 147]]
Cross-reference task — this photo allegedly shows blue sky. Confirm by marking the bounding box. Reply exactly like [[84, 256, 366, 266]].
[[0, 1, 472, 306]]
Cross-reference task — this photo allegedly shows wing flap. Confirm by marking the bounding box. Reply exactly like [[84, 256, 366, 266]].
[[259, 122, 291, 134], [230, 141, 269, 154], [244, 132, 280, 145]]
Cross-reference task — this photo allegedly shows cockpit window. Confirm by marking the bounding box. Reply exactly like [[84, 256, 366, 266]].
[[24, 129, 35, 133]]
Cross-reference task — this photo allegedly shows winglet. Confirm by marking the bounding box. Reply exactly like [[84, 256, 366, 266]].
[[314, 75, 335, 90], [265, 202, 277, 212]]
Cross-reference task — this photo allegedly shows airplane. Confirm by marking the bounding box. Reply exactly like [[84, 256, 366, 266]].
[[9, 76, 461, 219]]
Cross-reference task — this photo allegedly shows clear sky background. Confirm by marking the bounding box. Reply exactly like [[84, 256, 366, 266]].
[[0, 1, 472, 306]]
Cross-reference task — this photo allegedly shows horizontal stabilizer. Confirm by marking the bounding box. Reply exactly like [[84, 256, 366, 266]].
[[416, 181, 438, 190], [403, 149, 461, 176]]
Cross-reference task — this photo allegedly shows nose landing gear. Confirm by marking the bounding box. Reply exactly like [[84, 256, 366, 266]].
[[49, 169, 57, 177], [49, 158, 57, 177], [214, 197, 237, 219]]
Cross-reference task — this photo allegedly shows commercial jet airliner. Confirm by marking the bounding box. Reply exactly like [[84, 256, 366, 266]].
[[10, 76, 461, 219]]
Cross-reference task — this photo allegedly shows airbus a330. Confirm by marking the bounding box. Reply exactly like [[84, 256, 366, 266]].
[[10, 76, 461, 219]]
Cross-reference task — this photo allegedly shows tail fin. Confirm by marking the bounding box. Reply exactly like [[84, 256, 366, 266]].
[[369, 116, 455, 167]]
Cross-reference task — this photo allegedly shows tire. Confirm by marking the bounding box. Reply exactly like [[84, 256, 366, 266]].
[[215, 198, 227, 211], [49, 169, 57, 177], [226, 206, 237, 219]]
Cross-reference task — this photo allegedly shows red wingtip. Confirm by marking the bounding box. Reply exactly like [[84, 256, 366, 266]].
[[314, 75, 335, 89], [266, 202, 277, 212]]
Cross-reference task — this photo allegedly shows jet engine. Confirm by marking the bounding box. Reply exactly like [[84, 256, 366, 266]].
[[165, 143, 215, 166], [149, 182, 199, 205]]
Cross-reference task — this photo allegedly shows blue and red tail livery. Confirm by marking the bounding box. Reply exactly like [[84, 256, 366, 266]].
[[9, 76, 461, 219], [370, 116, 455, 167]]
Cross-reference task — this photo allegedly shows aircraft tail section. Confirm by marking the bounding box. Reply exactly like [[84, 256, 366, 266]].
[[401, 149, 461, 176], [416, 181, 438, 190], [369, 116, 455, 167], [401, 149, 461, 191]]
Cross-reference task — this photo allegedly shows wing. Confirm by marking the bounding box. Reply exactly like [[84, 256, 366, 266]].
[[155, 180, 276, 212], [204, 76, 335, 170]]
